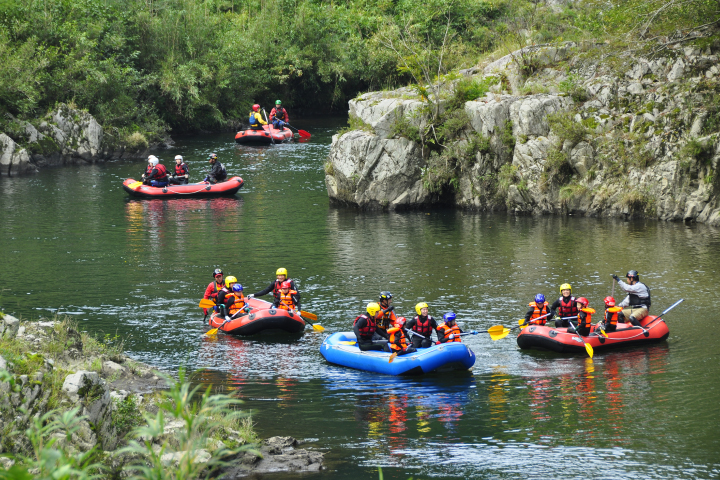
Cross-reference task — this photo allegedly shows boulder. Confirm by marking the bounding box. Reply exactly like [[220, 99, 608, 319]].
[[160, 449, 211, 467], [349, 91, 424, 139], [667, 58, 685, 81], [0, 134, 35, 175], [102, 360, 127, 377], [2, 315, 20, 339], [0, 354, 6, 371]]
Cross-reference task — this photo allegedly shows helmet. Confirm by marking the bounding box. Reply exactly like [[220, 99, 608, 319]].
[[379, 291, 393, 301], [174, 155, 183, 161], [280, 280, 292, 289], [559, 283, 572, 293], [367, 302, 381, 317], [395, 316, 407, 327], [148, 155, 159, 166], [208, 153, 217, 161], [534, 294, 546, 304], [225, 275, 237, 287], [443, 312, 457, 323], [252, 104, 260, 112], [213, 268, 223, 277], [232, 283, 244, 293], [415, 302, 429, 315], [276, 268, 288, 277], [275, 99, 282, 105], [577, 297, 589, 307], [626, 270, 639, 280], [604, 296, 616, 307]]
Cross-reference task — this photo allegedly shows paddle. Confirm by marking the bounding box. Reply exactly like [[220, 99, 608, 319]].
[[516, 312, 553, 330], [299, 311, 324, 331], [262, 109, 276, 145], [455, 325, 511, 341], [647, 298, 685, 324], [286, 123, 311, 138], [565, 322, 594, 359]]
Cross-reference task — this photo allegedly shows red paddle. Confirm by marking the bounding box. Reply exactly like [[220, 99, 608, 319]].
[[287, 124, 311, 138]]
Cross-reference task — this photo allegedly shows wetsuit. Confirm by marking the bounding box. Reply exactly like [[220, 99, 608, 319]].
[[405, 315, 438, 348], [206, 162, 227, 184], [353, 314, 387, 351], [551, 295, 578, 327]]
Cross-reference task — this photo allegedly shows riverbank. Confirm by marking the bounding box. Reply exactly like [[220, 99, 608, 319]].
[[0, 313, 323, 478]]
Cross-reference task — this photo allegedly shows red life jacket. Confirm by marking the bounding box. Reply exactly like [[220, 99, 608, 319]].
[[174, 163, 188, 176], [437, 323, 461, 343], [277, 290, 297, 310], [411, 315, 433, 337], [387, 326, 408, 351], [145, 165, 154, 176], [227, 293, 245, 315], [605, 306, 622, 327], [558, 296, 578, 317], [529, 301, 549, 325], [272, 279, 293, 296], [154, 163, 168, 181], [354, 314, 376, 337], [578, 308, 595, 329]]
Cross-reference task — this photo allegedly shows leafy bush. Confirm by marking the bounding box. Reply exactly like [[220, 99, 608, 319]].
[[548, 111, 589, 146], [501, 120, 516, 153], [543, 148, 575, 187], [446, 76, 498, 111], [125, 132, 149, 151], [681, 139, 714, 164], [390, 114, 421, 143], [559, 74, 589, 102]]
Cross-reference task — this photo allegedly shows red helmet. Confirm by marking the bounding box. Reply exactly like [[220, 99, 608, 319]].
[[395, 316, 407, 328], [577, 297, 589, 307], [252, 104, 260, 112], [604, 296, 616, 307], [280, 280, 292, 289]]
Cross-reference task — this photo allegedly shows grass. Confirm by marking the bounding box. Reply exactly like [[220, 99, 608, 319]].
[[548, 111, 589, 147], [337, 114, 375, 136]]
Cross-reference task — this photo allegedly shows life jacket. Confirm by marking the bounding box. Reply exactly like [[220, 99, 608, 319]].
[[437, 323, 461, 343], [353, 314, 376, 338], [387, 326, 408, 352], [154, 163, 168, 181], [628, 282, 652, 308], [277, 290, 298, 310], [558, 296, 578, 318], [605, 306, 622, 327], [208, 281, 223, 300], [529, 301, 549, 325], [174, 163, 188, 176], [411, 315, 433, 337], [227, 292, 246, 315], [272, 279, 294, 296], [145, 165, 154, 176], [249, 112, 264, 127], [577, 307, 596, 329], [376, 308, 396, 331], [272, 107, 287, 121]]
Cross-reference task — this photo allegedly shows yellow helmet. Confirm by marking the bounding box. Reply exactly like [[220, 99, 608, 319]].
[[415, 302, 429, 315], [560, 283, 572, 293], [366, 302, 381, 317], [276, 268, 288, 276], [225, 276, 238, 287]]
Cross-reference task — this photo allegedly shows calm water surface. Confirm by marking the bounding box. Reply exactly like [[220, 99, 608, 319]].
[[1, 117, 719, 479]]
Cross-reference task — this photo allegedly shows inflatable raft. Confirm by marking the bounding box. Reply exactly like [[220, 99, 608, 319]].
[[123, 177, 244, 198], [321, 332, 475, 375], [208, 297, 305, 336], [517, 315, 670, 354], [235, 125, 293, 145]]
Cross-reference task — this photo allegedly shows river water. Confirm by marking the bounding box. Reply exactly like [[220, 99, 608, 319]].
[[1, 118, 719, 479]]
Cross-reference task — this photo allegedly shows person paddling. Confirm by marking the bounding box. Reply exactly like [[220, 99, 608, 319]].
[[203, 268, 224, 316], [525, 294, 552, 326], [569, 297, 594, 336], [204, 153, 227, 184], [142, 155, 169, 187], [353, 302, 387, 351], [437, 312, 463, 343], [269, 100, 289, 130], [272, 281, 301, 313], [226, 283, 249, 319], [215, 275, 239, 318], [612, 270, 651, 327], [249, 268, 298, 300], [169, 155, 189, 185], [405, 302, 438, 348], [249, 104, 267, 130], [551, 283, 578, 327]]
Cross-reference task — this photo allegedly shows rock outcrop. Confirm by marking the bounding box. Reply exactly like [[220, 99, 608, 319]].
[[325, 42, 720, 225]]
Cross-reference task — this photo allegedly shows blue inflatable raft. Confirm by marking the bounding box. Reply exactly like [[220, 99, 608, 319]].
[[320, 332, 476, 375]]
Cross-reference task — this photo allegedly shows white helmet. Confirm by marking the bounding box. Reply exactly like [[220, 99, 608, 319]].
[[174, 155, 183, 161], [148, 155, 159, 166]]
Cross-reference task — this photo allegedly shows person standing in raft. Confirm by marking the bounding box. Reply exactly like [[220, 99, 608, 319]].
[[353, 302, 387, 351], [437, 312, 463, 343], [249, 104, 267, 130], [203, 268, 225, 315], [597, 296, 624, 333], [142, 155, 169, 187], [249, 268, 298, 300], [612, 270, 651, 327], [569, 297, 595, 336], [551, 283, 578, 327], [169, 155, 189, 185], [405, 302, 439, 348], [385, 317, 416, 356], [269, 99, 289, 130], [203, 153, 227, 184], [525, 293, 552, 326], [374, 291, 397, 340], [272, 280, 301, 313]]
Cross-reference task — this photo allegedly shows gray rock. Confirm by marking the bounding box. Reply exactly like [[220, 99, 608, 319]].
[[667, 58, 685, 81], [2, 315, 20, 339], [627, 82, 645, 95], [0, 135, 34, 175], [102, 360, 127, 376], [160, 449, 211, 467], [0, 354, 7, 371], [62, 371, 102, 403], [570, 142, 595, 176]]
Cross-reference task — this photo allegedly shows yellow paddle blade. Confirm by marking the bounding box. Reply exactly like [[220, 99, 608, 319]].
[[312, 324, 325, 332], [585, 342, 594, 359], [301, 310, 318, 321], [339, 341, 357, 345], [206, 328, 219, 336], [489, 328, 511, 341], [600, 329, 608, 338], [199, 299, 216, 308], [388, 352, 398, 363], [127, 181, 142, 189], [487, 325, 506, 335], [518, 319, 529, 329]]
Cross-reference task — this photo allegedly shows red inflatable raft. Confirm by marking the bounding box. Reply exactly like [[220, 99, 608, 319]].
[[235, 125, 294, 145], [123, 177, 244, 198], [517, 315, 669, 354], [207, 297, 306, 336]]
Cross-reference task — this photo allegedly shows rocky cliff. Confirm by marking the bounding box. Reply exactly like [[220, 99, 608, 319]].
[[1, 104, 152, 176], [325, 41, 720, 225]]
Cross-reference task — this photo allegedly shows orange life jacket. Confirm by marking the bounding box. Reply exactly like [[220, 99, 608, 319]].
[[605, 306, 622, 327], [226, 292, 245, 315], [437, 323, 462, 343], [277, 290, 298, 310], [529, 301, 550, 325], [376, 308, 397, 331], [577, 307, 596, 329], [387, 326, 408, 352]]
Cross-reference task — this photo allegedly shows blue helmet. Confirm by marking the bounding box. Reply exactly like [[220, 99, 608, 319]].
[[443, 312, 456, 323], [535, 293, 545, 304], [232, 283, 244, 293]]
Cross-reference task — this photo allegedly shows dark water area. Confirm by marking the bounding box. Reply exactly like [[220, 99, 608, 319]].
[[1, 117, 719, 479]]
